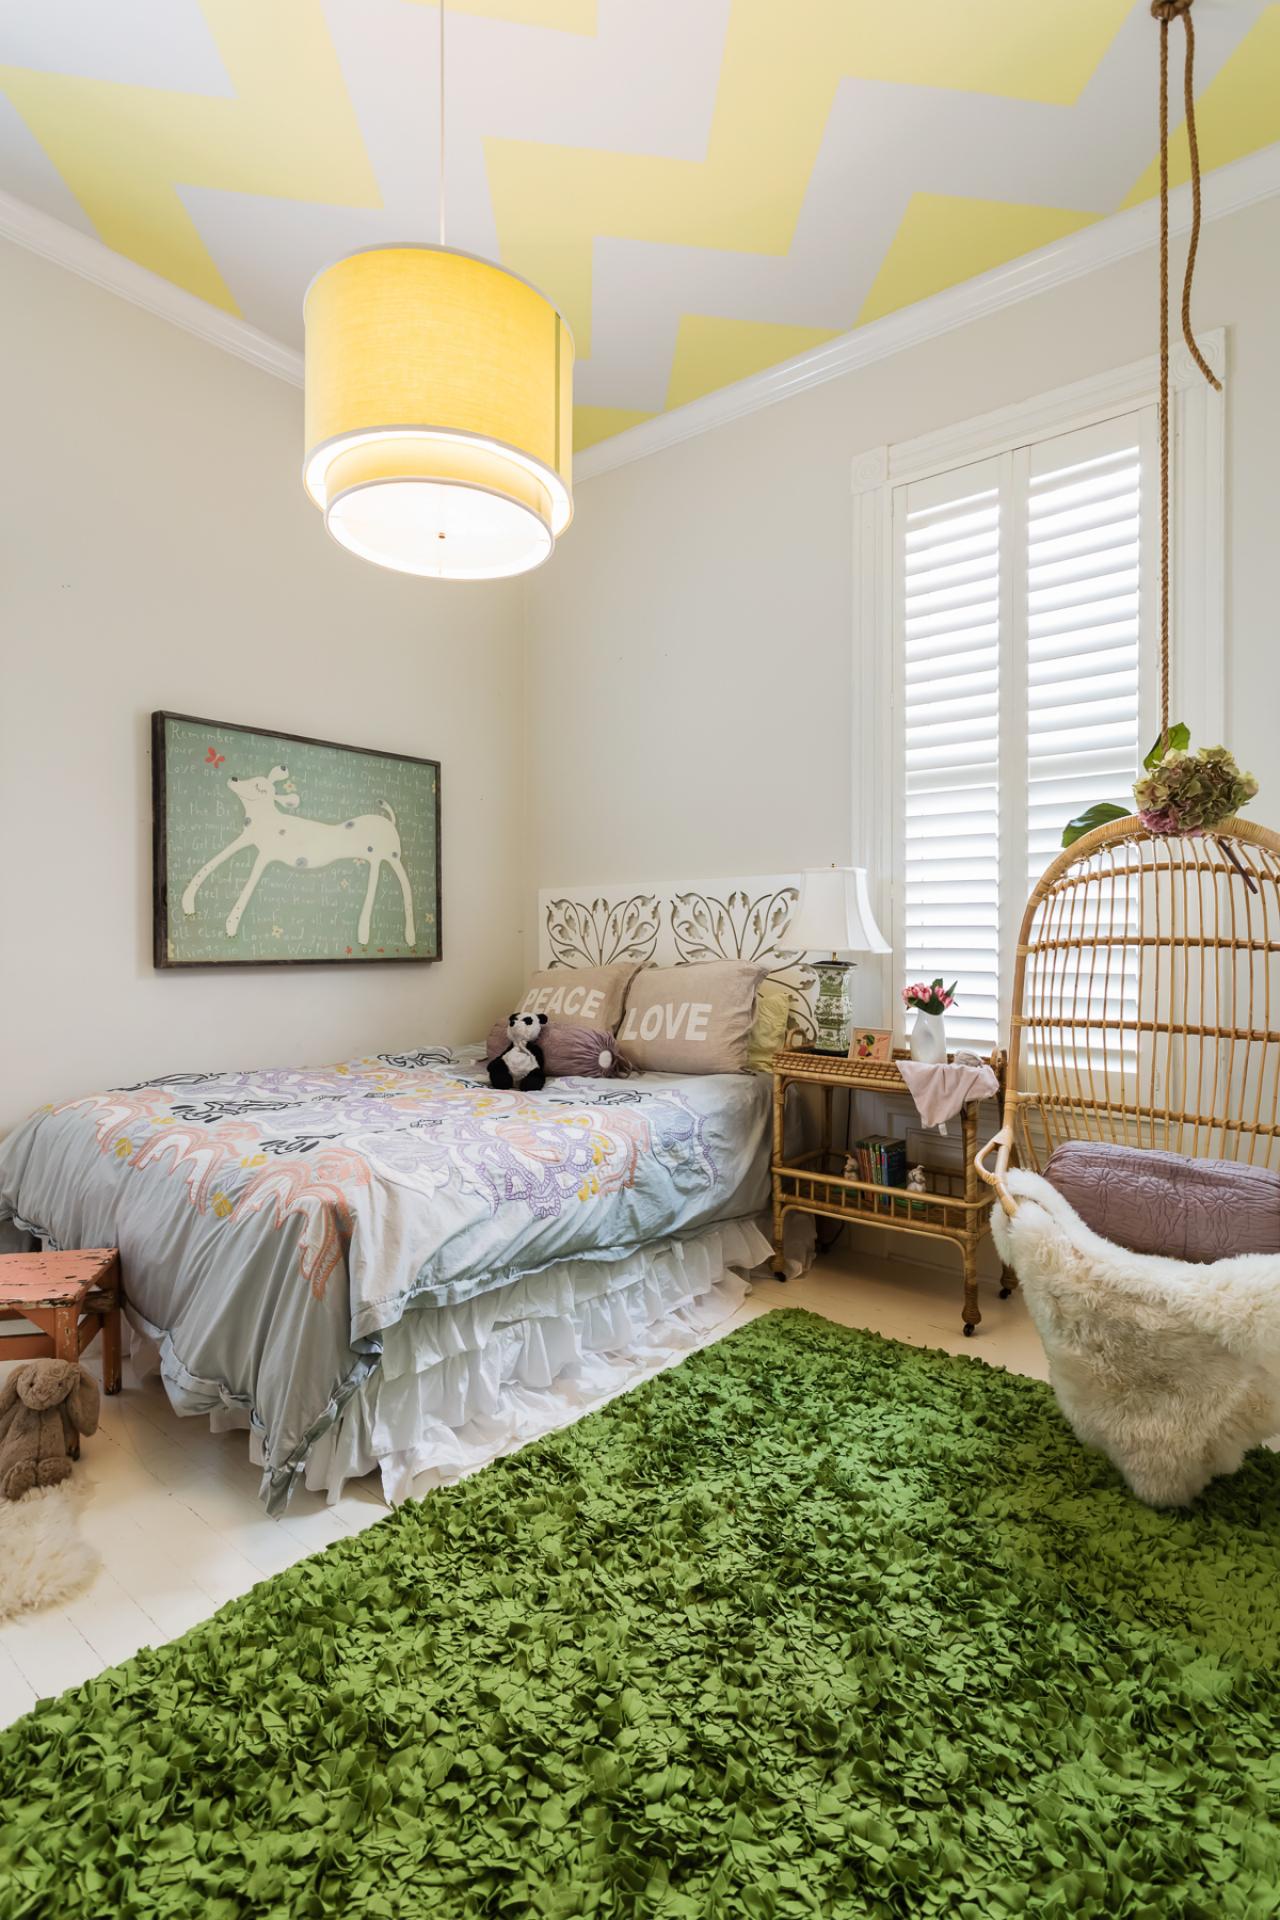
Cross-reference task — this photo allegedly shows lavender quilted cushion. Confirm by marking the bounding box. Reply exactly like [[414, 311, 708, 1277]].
[[483, 1020, 630, 1079], [1042, 1140, 1280, 1263]]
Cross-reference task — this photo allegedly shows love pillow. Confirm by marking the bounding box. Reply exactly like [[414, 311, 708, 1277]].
[[617, 962, 764, 1074]]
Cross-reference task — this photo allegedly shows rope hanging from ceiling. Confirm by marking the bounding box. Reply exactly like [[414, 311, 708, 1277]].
[[1151, 0, 1221, 753]]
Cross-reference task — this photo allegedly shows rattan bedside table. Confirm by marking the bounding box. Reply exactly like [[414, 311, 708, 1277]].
[[770, 1048, 1010, 1336]]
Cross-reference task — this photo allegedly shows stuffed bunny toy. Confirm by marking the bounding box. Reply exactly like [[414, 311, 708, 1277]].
[[0, 1358, 100, 1500]]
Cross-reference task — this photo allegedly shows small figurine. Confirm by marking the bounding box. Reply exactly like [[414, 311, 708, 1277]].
[[906, 1165, 929, 1195]]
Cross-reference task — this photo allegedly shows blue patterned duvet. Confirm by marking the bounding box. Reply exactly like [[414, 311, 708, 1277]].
[[0, 1048, 770, 1507]]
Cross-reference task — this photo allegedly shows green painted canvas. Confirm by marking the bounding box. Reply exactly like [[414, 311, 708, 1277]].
[[153, 713, 440, 967]]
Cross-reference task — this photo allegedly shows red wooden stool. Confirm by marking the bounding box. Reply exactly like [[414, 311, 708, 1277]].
[[0, 1248, 122, 1399]]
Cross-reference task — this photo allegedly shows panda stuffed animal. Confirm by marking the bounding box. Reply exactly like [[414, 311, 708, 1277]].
[[487, 1012, 549, 1091]]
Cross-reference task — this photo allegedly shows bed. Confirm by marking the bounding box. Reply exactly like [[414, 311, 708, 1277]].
[[0, 876, 817, 1510]]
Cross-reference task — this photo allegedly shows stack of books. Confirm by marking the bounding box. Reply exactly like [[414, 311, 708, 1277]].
[[845, 1134, 908, 1189]]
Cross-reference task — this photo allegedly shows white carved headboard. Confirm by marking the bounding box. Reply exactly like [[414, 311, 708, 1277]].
[[537, 875, 819, 1044]]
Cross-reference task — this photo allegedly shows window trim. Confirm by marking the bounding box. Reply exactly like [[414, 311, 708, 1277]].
[[851, 332, 1226, 1047]]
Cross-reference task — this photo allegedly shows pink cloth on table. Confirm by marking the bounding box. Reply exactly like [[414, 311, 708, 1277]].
[[897, 1060, 999, 1130]]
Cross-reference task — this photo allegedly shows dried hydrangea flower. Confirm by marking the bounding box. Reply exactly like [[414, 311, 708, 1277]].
[[1133, 744, 1259, 836]]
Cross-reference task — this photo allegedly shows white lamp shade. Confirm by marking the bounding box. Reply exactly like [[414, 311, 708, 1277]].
[[787, 867, 889, 956]]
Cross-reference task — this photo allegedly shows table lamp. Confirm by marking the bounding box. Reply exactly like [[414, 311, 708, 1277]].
[[787, 866, 890, 1054]]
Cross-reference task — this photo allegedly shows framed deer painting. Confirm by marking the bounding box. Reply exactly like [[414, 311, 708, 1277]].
[[151, 712, 441, 967]]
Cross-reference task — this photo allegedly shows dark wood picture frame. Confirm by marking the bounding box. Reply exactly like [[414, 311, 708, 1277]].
[[152, 710, 442, 970]]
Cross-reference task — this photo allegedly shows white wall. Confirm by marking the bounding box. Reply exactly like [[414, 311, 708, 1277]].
[[0, 241, 525, 1131], [5, 194, 1280, 1135], [526, 195, 1280, 919]]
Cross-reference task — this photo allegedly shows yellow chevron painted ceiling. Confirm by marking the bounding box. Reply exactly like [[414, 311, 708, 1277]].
[[2, 1, 1277, 451]]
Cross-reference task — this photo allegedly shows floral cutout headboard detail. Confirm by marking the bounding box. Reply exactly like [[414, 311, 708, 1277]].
[[539, 878, 818, 1046]]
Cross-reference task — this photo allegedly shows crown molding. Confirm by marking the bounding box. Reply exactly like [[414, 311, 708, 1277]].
[[575, 140, 1280, 482], [877, 326, 1224, 488], [1, 140, 1276, 445], [0, 188, 305, 387]]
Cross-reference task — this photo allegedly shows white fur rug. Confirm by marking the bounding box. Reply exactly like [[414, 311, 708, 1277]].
[[0, 1484, 99, 1622], [992, 1169, 1280, 1507]]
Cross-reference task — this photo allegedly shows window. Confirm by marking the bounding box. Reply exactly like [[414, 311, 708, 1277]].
[[892, 412, 1156, 1053], [852, 339, 1225, 1058]]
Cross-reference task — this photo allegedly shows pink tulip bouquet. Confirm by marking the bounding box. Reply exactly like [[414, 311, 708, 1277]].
[[902, 979, 957, 1017]]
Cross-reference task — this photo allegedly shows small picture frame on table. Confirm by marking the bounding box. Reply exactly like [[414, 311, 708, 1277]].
[[849, 1026, 892, 1063]]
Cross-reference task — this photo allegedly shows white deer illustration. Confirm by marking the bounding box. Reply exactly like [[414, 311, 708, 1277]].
[[181, 765, 416, 947]]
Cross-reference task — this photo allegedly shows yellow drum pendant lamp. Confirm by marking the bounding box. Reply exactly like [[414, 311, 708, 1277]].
[[303, 246, 573, 580], [302, 6, 573, 581]]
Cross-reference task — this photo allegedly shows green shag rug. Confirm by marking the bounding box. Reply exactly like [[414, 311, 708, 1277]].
[[2, 1313, 1278, 1920]]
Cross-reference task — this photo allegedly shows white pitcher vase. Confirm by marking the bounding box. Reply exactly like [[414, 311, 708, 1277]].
[[909, 1010, 948, 1064]]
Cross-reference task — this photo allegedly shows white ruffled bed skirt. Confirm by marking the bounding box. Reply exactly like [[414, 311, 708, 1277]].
[[138, 1218, 772, 1508]]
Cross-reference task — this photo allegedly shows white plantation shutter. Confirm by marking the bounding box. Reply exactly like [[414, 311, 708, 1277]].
[[894, 410, 1154, 1052], [1025, 421, 1149, 889], [899, 461, 1003, 1052]]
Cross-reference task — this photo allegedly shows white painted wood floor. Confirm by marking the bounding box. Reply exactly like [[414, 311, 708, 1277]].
[[0, 1249, 1046, 1731]]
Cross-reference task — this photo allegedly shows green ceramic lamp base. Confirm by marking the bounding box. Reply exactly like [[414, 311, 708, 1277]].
[[808, 959, 856, 1054]]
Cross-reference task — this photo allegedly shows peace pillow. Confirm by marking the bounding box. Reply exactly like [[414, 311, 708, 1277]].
[[515, 963, 641, 1034], [483, 1020, 629, 1079], [617, 962, 764, 1074]]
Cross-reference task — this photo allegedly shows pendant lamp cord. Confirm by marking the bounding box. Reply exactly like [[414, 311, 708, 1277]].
[[1152, 0, 1220, 752], [438, 1, 447, 248]]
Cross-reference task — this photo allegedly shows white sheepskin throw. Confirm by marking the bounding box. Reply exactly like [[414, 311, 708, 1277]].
[[992, 1169, 1280, 1508], [0, 1483, 99, 1622]]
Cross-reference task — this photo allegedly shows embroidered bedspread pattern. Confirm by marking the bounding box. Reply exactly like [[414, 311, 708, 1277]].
[[0, 1049, 769, 1506]]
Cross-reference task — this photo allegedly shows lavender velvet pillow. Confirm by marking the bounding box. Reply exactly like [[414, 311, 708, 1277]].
[[483, 1020, 629, 1079], [1042, 1140, 1280, 1263]]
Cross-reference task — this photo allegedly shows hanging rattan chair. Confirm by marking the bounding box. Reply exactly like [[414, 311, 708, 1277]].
[[974, 813, 1280, 1506], [976, 813, 1280, 1209], [969, 1, 1280, 1507]]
